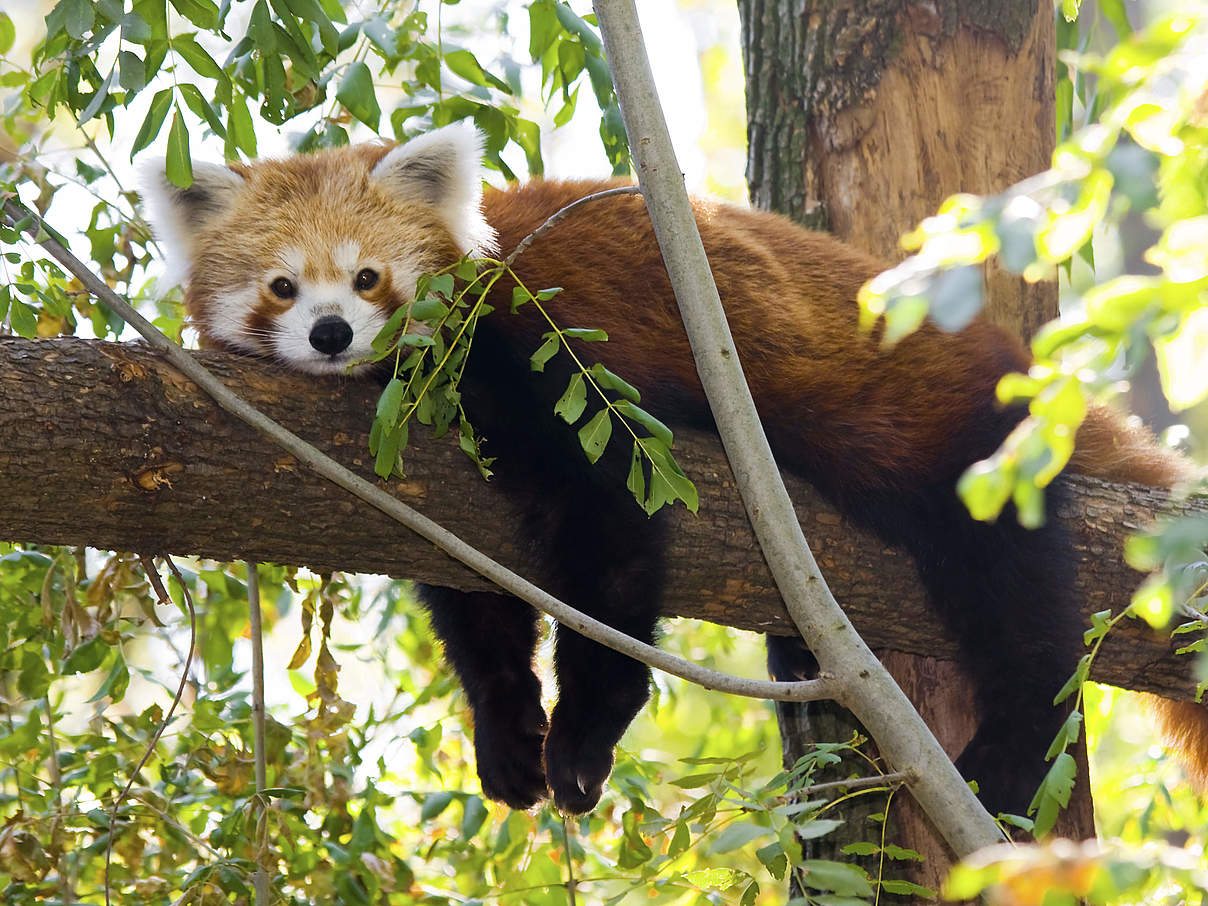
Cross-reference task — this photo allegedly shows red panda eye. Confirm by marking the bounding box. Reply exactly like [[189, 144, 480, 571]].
[[269, 277, 296, 299], [354, 268, 379, 291]]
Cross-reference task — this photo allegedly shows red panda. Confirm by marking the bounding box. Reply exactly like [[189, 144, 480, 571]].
[[144, 122, 1201, 816]]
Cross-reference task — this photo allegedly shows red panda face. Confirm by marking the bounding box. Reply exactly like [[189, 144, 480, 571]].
[[143, 123, 496, 375]]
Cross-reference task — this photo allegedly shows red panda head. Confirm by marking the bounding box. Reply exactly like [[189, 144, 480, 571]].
[[142, 123, 496, 374]]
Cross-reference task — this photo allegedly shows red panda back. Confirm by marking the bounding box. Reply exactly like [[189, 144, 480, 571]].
[[487, 180, 1032, 491]]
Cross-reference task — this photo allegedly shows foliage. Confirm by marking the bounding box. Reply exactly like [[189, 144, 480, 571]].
[[0, 542, 931, 905], [1, 0, 1207, 903], [946, 839, 1208, 906], [367, 255, 697, 514]]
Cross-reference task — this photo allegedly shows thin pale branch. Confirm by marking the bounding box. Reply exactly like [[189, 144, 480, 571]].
[[503, 186, 642, 267]]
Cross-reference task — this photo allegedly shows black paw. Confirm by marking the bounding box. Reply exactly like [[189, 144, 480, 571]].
[[955, 729, 1049, 818], [543, 716, 614, 814], [472, 698, 549, 810]]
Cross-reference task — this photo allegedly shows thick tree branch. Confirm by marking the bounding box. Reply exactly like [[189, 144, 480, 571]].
[[2, 337, 1202, 704]]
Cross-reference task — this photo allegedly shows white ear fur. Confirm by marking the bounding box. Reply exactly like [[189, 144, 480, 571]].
[[370, 122, 497, 256], [140, 160, 246, 284]]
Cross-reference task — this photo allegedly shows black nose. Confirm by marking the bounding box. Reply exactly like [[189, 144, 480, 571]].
[[309, 316, 353, 355]]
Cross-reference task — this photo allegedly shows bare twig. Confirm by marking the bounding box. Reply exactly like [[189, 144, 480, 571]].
[[802, 770, 913, 796], [1, 200, 835, 705], [503, 186, 642, 267], [105, 557, 197, 906]]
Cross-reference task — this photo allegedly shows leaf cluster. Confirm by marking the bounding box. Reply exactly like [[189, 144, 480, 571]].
[[368, 256, 698, 514]]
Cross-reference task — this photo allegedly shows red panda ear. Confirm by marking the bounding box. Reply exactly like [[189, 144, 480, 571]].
[[140, 160, 246, 283], [370, 122, 497, 256]]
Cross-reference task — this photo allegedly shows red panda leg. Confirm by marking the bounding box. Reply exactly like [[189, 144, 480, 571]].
[[417, 586, 550, 809], [889, 477, 1082, 816]]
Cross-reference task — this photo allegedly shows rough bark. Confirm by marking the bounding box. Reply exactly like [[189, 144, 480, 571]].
[[0, 336, 1202, 705], [738, 0, 1077, 894], [741, 0, 1054, 341]]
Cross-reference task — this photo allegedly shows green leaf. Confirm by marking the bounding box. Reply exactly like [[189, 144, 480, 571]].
[[614, 400, 671, 444], [1045, 709, 1083, 759], [667, 820, 690, 858], [409, 297, 449, 321], [529, 332, 560, 371], [169, 0, 220, 29], [1027, 751, 1077, 836], [796, 818, 845, 840], [755, 842, 788, 880], [131, 88, 173, 158], [337, 61, 380, 129], [62, 637, 108, 675], [1083, 609, 1113, 645], [881, 844, 925, 862], [577, 409, 612, 463], [927, 264, 983, 331], [562, 327, 608, 342], [0, 13, 14, 54], [1052, 653, 1091, 705], [879, 880, 936, 897], [47, 0, 95, 40], [707, 822, 771, 855], [590, 363, 640, 403], [798, 860, 874, 897], [165, 109, 193, 188], [77, 66, 116, 126], [376, 378, 405, 423], [461, 796, 488, 837], [118, 50, 147, 92], [626, 442, 645, 504], [419, 791, 453, 821], [87, 654, 130, 703], [554, 372, 587, 424], [444, 49, 512, 93], [179, 83, 226, 138], [553, 3, 602, 54], [173, 32, 226, 81], [226, 91, 257, 157]]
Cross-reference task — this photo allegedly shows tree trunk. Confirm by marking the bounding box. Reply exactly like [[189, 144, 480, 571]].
[[737, 0, 1091, 898], [0, 336, 1200, 701]]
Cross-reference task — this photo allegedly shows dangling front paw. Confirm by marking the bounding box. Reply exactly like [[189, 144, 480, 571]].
[[472, 698, 550, 810], [543, 715, 614, 814]]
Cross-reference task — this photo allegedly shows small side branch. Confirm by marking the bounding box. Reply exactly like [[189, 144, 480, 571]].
[[504, 186, 642, 267]]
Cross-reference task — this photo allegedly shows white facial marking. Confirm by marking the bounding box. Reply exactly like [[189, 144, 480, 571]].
[[333, 241, 361, 274], [205, 285, 261, 351], [277, 246, 306, 276]]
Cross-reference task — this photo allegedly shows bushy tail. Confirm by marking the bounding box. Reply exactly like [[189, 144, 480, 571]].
[[1073, 403, 1208, 786], [1145, 697, 1208, 790], [1070, 403, 1200, 487]]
